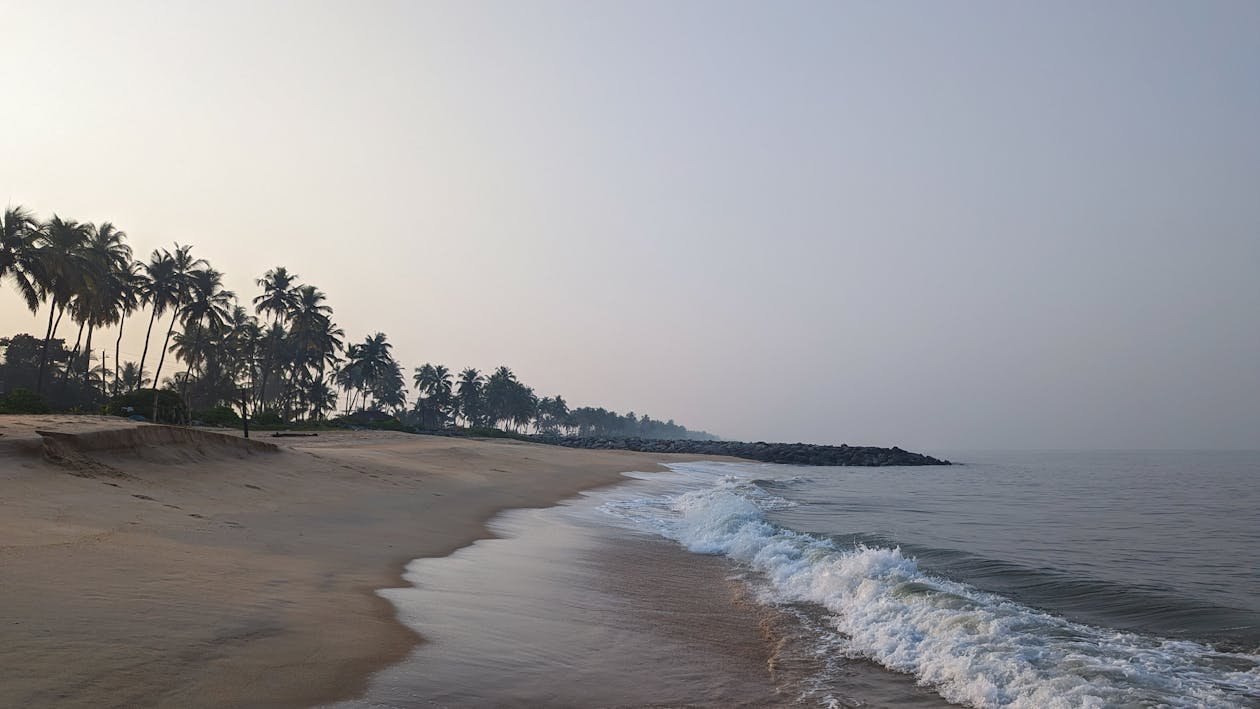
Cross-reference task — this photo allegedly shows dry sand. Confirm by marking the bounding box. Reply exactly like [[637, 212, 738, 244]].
[[0, 415, 722, 708]]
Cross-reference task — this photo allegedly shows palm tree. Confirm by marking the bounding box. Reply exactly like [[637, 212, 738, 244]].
[[213, 305, 262, 414], [304, 317, 344, 418], [508, 382, 538, 433], [115, 361, 151, 394], [483, 366, 520, 430], [32, 216, 91, 394], [252, 267, 300, 408], [149, 244, 205, 419], [413, 363, 453, 398], [280, 284, 343, 419], [176, 267, 235, 417], [311, 318, 344, 376], [413, 363, 454, 429], [111, 260, 147, 392], [536, 395, 570, 434], [305, 376, 338, 421], [455, 368, 485, 427], [252, 267, 300, 325], [1, 206, 42, 312], [255, 321, 288, 413], [340, 332, 394, 411], [334, 343, 364, 413], [136, 249, 179, 391], [75, 223, 133, 397], [287, 284, 331, 321], [373, 360, 407, 417], [287, 287, 335, 367]]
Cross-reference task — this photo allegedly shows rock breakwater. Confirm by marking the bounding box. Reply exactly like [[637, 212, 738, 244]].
[[526, 435, 950, 466]]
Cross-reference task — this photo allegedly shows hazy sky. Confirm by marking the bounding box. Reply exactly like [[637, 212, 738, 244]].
[[3, 1, 1258, 450]]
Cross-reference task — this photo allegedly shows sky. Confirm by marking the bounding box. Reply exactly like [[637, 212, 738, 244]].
[[2, 1, 1258, 451]]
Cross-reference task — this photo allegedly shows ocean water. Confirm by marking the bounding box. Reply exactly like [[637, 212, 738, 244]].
[[341, 451, 1260, 708]]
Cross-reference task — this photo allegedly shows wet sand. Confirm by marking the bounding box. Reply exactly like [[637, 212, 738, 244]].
[[340, 470, 954, 708], [341, 505, 790, 707], [0, 415, 728, 708]]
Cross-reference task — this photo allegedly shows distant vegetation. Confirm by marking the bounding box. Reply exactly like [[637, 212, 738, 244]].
[[0, 206, 714, 439]]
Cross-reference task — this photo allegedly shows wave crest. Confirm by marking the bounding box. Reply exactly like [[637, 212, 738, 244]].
[[603, 467, 1260, 708]]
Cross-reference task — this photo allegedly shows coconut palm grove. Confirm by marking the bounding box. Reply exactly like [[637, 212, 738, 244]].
[[0, 206, 714, 439]]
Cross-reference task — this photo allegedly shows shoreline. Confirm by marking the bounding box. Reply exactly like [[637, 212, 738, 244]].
[[0, 415, 735, 708]]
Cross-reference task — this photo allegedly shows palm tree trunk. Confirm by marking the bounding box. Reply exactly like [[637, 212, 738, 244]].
[[180, 322, 203, 425], [82, 324, 95, 404], [114, 313, 126, 395], [245, 355, 258, 421], [314, 361, 326, 421], [150, 309, 179, 423], [59, 321, 86, 392], [35, 303, 60, 394], [136, 307, 159, 393], [256, 314, 277, 412], [257, 352, 271, 411]]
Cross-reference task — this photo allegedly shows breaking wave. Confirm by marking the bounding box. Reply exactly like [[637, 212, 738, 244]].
[[601, 467, 1260, 708]]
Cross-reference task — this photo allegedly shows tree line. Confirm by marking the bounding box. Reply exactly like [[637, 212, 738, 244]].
[[0, 206, 715, 439]]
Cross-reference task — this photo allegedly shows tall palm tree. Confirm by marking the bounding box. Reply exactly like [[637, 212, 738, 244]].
[[509, 383, 538, 433], [340, 332, 394, 411], [484, 366, 520, 430], [255, 321, 288, 412], [551, 395, 571, 434], [287, 284, 331, 322], [1, 206, 42, 312], [413, 363, 451, 397], [455, 367, 485, 427], [149, 244, 205, 419], [286, 286, 335, 370], [334, 343, 364, 413], [536, 395, 570, 434], [136, 249, 178, 391], [219, 305, 262, 411], [252, 267, 300, 408], [75, 223, 133, 396], [176, 267, 236, 416], [413, 363, 454, 429], [305, 377, 338, 422], [303, 317, 344, 419], [311, 318, 344, 375], [111, 260, 147, 392], [373, 360, 407, 417], [252, 267, 300, 325], [32, 216, 91, 394]]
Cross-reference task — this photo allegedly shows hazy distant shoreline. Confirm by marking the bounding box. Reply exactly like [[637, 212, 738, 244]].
[[0, 415, 731, 708]]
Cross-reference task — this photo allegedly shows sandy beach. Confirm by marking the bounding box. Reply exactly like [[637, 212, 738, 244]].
[[0, 415, 720, 708]]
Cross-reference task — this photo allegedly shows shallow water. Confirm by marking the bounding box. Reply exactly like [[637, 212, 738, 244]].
[[340, 451, 1260, 707], [334, 486, 947, 707], [767, 450, 1260, 646]]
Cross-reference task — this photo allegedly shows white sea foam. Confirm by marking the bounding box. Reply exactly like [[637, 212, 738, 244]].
[[600, 465, 1260, 708]]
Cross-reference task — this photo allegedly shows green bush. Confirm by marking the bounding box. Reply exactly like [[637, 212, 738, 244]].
[[105, 389, 187, 423], [249, 410, 286, 427], [196, 406, 241, 427], [0, 388, 51, 414]]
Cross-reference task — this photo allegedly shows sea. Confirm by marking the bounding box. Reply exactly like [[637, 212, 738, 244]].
[[335, 451, 1260, 708]]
